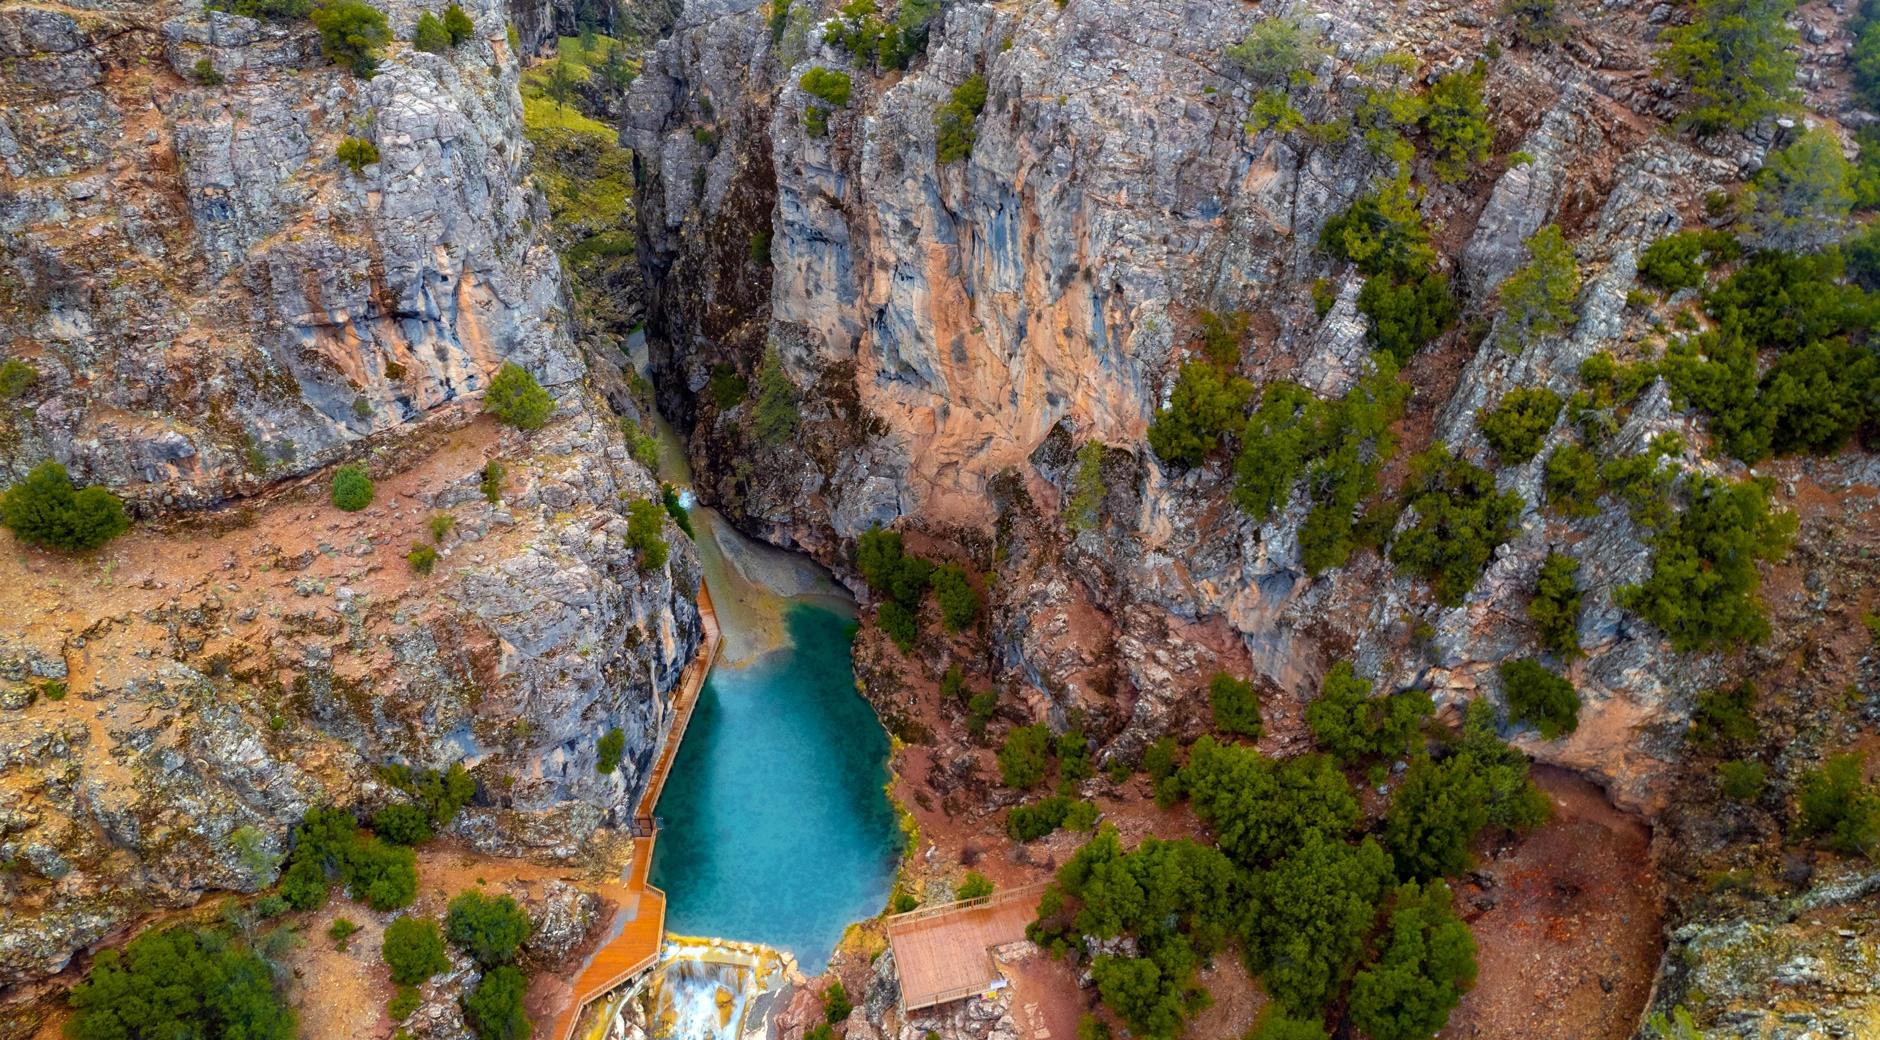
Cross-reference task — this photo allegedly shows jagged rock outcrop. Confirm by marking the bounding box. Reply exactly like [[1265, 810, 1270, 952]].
[[0, 0, 702, 1000], [625, 0, 1766, 808]]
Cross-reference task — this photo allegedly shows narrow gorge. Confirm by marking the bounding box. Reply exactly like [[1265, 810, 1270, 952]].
[[2, 0, 1878, 1038]]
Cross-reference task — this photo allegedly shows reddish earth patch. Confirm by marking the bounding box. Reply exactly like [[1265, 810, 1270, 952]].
[[1442, 767, 1663, 1040]]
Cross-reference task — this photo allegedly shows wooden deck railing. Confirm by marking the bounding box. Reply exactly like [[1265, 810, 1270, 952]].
[[542, 580, 721, 1040]]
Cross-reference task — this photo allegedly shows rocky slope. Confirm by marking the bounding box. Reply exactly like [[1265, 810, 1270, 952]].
[[0, 0, 701, 1015], [626, 0, 1880, 1033]]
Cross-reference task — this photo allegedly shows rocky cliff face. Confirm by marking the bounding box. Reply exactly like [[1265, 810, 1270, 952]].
[[0, 0, 700, 1005], [627, 0, 1871, 811]]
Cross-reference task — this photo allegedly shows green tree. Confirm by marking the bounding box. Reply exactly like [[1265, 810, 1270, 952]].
[[382, 916, 450, 985], [596, 727, 626, 773], [66, 929, 295, 1040], [1305, 661, 1432, 765], [1359, 269, 1459, 362], [800, 66, 853, 106], [1148, 360, 1253, 466], [372, 803, 433, 845], [935, 73, 989, 163], [1382, 753, 1490, 880], [413, 11, 451, 53], [1246, 833, 1394, 1014], [626, 499, 669, 571], [1497, 225, 1580, 340], [443, 4, 476, 45], [1066, 440, 1106, 532], [822, 979, 853, 1022], [544, 58, 579, 110], [1, 461, 129, 551], [1795, 753, 1880, 857], [999, 724, 1053, 789], [1657, 0, 1799, 134], [930, 563, 981, 631], [752, 347, 800, 444], [446, 890, 531, 967], [1207, 672, 1263, 739], [957, 871, 995, 900], [463, 964, 530, 1040], [1499, 657, 1579, 739], [1739, 128, 1855, 253], [483, 362, 553, 430], [331, 464, 374, 511], [1248, 1012, 1330, 1040], [1544, 442, 1602, 518], [856, 525, 933, 608], [1420, 65, 1493, 181], [311, 0, 392, 77], [1389, 446, 1524, 606], [1347, 881, 1478, 1040], [345, 836, 419, 911], [1477, 385, 1563, 464], [1182, 737, 1358, 867], [1527, 551, 1583, 656]]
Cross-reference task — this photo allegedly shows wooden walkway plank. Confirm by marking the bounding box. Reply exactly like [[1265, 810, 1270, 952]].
[[886, 884, 1050, 1012]]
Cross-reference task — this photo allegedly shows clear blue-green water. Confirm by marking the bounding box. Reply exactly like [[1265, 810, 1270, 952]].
[[648, 601, 901, 971]]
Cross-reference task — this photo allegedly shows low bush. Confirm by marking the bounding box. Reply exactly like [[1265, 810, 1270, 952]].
[[934, 73, 989, 163], [1690, 682, 1759, 751], [596, 727, 626, 774], [626, 499, 669, 571], [1419, 65, 1492, 181], [1542, 442, 1601, 518], [382, 916, 449, 985], [1497, 225, 1580, 340], [413, 11, 451, 53], [483, 363, 553, 430], [1718, 759, 1768, 802], [1498, 658, 1578, 739], [1305, 661, 1432, 765], [957, 872, 995, 900], [445, 890, 530, 968], [1477, 386, 1562, 465], [331, 464, 373, 511], [371, 803, 433, 846], [328, 917, 359, 950], [998, 724, 1053, 790], [930, 563, 981, 631], [1619, 475, 1794, 651], [443, 3, 475, 44], [1795, 753, 1880, 857], [1527, 552, 1582, 656], [1208, 672, 1263, 739], [0, 461, 129, 551], [1347, 881, 1478, 1040], [1637, 229, 1738, 293], [1388, 447, 1524, 607], [311, 0, 392, 77], [1148, 360, 1253, 466], [463, 964, 529, 1040], [823, 980, 853, 1023], [480, 460, 505, 503], [407, 544, 438, 575]]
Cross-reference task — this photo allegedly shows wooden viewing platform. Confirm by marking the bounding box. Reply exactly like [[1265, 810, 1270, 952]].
[[542, 581, 721, 1040], [886, 882, 1051, 1011]]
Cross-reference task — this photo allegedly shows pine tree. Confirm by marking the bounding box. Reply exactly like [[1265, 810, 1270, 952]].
[[1657, 0, 1799, 134]]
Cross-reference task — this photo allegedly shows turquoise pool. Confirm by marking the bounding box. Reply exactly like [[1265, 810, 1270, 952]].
[[648, 600, 901, 971]]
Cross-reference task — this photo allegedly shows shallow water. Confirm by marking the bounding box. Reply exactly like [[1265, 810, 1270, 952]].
[[645, 406, 900, 973]]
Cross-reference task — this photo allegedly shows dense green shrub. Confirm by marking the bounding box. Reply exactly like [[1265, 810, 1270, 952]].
[[66, 929, 294, 1040], [1419, 65, 1492, 181], [856, 525, 933, 608], [332, 464, 374, 511], [382, 916, 450, 985], [1358, 270, 1459, 362], [463, 964, 529, 1040], [1527, 551, 1582, 656], [1477, 386, 1562, 464], [800, 67, 852, 106], [1657, 0, 1799, 134], [406, 543, 438, 575], [1637, 230, 1738, 293], [998, 724, 1053, 790], [1458, 699, 1555, 828], [388, 985, 421, 1021], [1065, 440, 1106, 533], [596, 727, 626, 774], [1795, 753, 1880, 857], [823, 979, 853, 1022], [1704, 249, 1865, 353], [372, 803, 433, 846], [626, 499, 669, 571], [1320, 176, 1432, 279], [1207, 672, 1263, 739], [381, 762, 476, 827], [1141, 735, 1184, 806], [193, 57, 227, 85], [480, 460, 506, 503], [1, 462, 129, 551], [824, 0, 930, 71], [930, 563, 981, 631], [1497, 225, 1580, 340], [877, 600, 918, 652], [414, 11, 451, 53], [0, 358, 37, 399], [443, 4, 476, 44], [446, 890, 530, 967], [347, 836, 420, 911], [1181, 737, 1358, 867], [1689, 682, 1759, 751], [1498, 658, 1578, 739], [661, 484, 694, 538], [1226, 15, 1324, 86], [484, 362, 553, 430], [1739, 129, 1855, 253], [1305, 661, 1432, 765], [312, 0, 392, 77], [1246, 832, 1394, 1014], [1388, 447, 1524, 607], [1382, 754, 1487, 881], [1008, 796, 1096, 840], [1347, 881, 1477, 1040], [1718, 759, 1769, 802], [1619, 475, 1794, 651], [1148, 360, 1253, 466], [935, 73, 989, 164]]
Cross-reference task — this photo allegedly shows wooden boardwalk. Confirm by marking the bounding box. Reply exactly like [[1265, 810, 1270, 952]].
[[886, 882, 1050, 1011], [542, 582, 721, 1040]]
